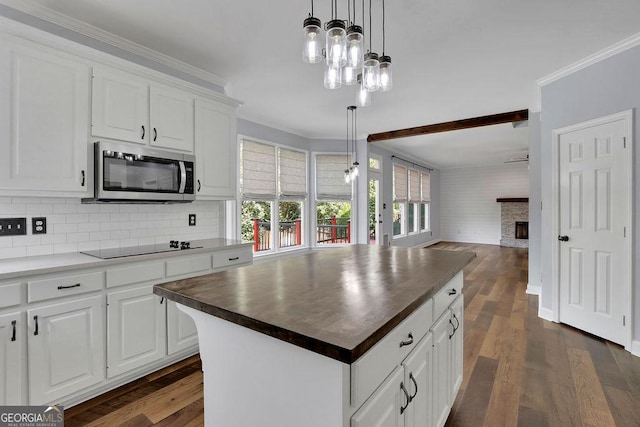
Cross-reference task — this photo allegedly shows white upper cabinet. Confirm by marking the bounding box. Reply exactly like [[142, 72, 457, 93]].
[[92, 66, 148, 144], [92, 66, 194, 152], [0, 36, 91, 196], [195, 98, 237, 199]]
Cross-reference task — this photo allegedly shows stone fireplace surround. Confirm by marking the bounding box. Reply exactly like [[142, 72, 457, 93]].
[[497, 198, 529, 248]]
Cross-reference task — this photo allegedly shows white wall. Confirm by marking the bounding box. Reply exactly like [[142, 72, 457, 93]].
[[0, 197, 223, 260], [440, 163, 529, 245]]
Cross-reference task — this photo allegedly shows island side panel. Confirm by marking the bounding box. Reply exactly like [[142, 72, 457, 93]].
[[180, 305, 352, 427]]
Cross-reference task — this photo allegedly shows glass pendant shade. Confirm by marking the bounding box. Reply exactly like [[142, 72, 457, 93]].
[[344, 169, 351, 183], [346, 25, 364, 68], [379, 55, 393, 91], [342, 66, 357, 85], [356, 77, 371, 107], [351, 162, 359, 179], [302, 17, 323, 64], [326, 20, 347, 67], [324, 64, 342, 89], [363, 52, 380, 92]]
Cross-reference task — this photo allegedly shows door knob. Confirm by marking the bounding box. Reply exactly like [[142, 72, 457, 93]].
[[558, 235, 569, 242]]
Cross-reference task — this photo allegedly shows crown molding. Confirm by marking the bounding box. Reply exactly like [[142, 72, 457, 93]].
[[0, 0, 228, 89], [534, 32, 640, 110]]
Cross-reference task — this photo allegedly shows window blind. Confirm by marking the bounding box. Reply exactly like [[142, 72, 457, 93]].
[[409, 169, 420, 202], [241, 139, 276, 199], [393, 164, 407, 202], [420, 172, 431, 202], [316, 154, 352, 200], [279, 148, 307, 198]]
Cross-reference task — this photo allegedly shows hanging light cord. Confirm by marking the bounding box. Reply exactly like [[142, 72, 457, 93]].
[[369, 0, 373, 51], [362, 0, 366, 51], [346, 108, 350, 170], [382, 0, 386, 55], [311, 0, 314, 17], [354, 108, 358, 163]]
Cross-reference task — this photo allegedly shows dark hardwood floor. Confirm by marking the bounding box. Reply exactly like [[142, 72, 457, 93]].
[[64, 242, 640, 426]]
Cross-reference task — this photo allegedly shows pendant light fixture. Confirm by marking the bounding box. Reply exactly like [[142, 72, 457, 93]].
[[356, 74, 371, 107], [362, 0, 380, 92], [302, 0, 323, 64], [349, 105, 359, 179], [379, 0, 393, 91], [344, 106, 352, 183]]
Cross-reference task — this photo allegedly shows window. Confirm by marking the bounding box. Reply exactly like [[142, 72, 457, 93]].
[[393, 164, 407, 236], [408, 169, 420, 233], [420, 171, 431, 231], [393, 163, 431, 237], [369, 153, 382, 171], [315, 154, 352, 245], [240, 139, 307, 253]]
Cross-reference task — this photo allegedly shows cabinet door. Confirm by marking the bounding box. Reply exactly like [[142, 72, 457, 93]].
[[404, 333, 433, 427], [194, 98, 237, 199], [107, 286, 166, 378], [0, 312, 23, 405], [351, 366, 405, 427], [167, 301, 198, 355], [92, 66, 148, 144], [430, 311, 452, 427], [27, 295, 105, 404], [450, 295, 464, 402], [0, 37, 90, 194], [150, 84, 194, 152]]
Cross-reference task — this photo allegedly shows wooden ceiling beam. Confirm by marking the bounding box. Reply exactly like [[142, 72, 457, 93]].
[[367, 109, 529, 143]]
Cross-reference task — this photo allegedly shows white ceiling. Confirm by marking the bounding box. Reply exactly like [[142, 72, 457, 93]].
[[11, 0, 640, 168]]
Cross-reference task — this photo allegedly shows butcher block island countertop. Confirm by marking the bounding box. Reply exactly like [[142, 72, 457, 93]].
[[154, 244, 475, 364]]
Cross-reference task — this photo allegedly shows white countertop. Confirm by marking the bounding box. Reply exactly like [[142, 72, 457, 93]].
[[0, 238, 251, 281]]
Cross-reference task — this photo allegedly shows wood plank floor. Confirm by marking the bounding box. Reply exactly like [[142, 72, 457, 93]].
[[64, 242, 640, 426]]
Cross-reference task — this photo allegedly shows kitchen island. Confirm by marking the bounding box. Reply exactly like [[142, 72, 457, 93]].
[[154, 244, 475, 427]]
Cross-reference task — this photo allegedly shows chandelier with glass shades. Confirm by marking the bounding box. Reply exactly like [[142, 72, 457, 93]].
[[303, 0, 392, 107], [344, 105, 359, 183]]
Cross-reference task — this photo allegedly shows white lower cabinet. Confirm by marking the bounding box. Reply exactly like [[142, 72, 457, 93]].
[[404, 333, 433, 427], [0, 311, 23, 405], [431, 309, 452, 427], [107, 285, 166, 378], [27, 295, 105, 404], [167, 301, 198, 355], [351, 366, 405, 427], [450, 296, 464, 402]]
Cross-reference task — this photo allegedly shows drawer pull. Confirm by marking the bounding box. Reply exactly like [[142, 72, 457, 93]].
[[449, 319, 455, 339], [228, 256, 240, 261], [409, 373, 418, 402], [160, 297, 165, 305], [399, 332, 414, 348], [11, 320, 16, 342], [400, 382, 410, 414], [33, 315, 39, 336], [453, 314, 460, 331], [57, 283, 81, 290], [448, 289, 457, 296]]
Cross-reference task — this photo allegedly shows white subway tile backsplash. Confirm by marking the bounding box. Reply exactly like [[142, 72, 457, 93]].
[[0, 197, 223, 260]]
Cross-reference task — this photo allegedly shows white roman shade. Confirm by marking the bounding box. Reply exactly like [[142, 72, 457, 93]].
[[241, 139, 276, 199], [279, 148, 307, 198], [420, 172, 431, 202], [393, 164, 407, 203], [316, 154, 352, 200], [408, 169, 420, 202]]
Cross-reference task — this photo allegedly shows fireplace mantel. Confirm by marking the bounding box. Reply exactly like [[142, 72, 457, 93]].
[[496, 197, 529, 203]]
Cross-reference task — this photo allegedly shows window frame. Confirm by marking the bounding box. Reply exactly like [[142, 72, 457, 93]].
[[392, 162, 431, 239]]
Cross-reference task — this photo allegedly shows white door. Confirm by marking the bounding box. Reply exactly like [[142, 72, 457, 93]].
[[150, 84, 194, 152], [92, 66, 149, 144], [27, 295, 105, 404], [0, 312, 23, 405], [0, 37, 90, 194], [194, 98, 237, 199], [403, 333, 432, 427], [167, 301, 198, 355], [449, 296, 464, 401], [557, 113, 631, 346], [369, 176, 382, 245], [107, 285, 166, 378], [351, 366, 405, 427], [431, 311, 451, 427]]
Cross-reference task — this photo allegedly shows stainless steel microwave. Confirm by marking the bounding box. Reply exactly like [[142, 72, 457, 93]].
[[84, 140, 195, 203]]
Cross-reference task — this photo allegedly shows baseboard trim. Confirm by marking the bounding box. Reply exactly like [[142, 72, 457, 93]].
[[526, 285, 541, 296], [419, 239, 442, 248], [538, 306, 554, 322], [632, 340, 640, 357]]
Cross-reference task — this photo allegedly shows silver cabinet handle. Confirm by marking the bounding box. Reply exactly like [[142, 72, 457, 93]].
[[399, 332, 414, 348], [400, 382, 410, 414]]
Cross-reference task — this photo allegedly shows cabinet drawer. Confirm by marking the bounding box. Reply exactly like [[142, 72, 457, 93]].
[[433, 271, 463, 321], [212, 248, 252, 270], [106, 262, 164, 288], [28, 271, 104, 303], [166, 254, 211, 278], [351, 299, 433, 409], [0, 283, 22, 308]]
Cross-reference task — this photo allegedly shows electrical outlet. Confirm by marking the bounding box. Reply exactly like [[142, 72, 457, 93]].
[[188, 214, 196, 226], [32, 217, 47, 234], [0, 218, 27, 236]]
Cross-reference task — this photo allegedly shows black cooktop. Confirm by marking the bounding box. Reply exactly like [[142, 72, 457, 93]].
[[81, 242, 202, 259]]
